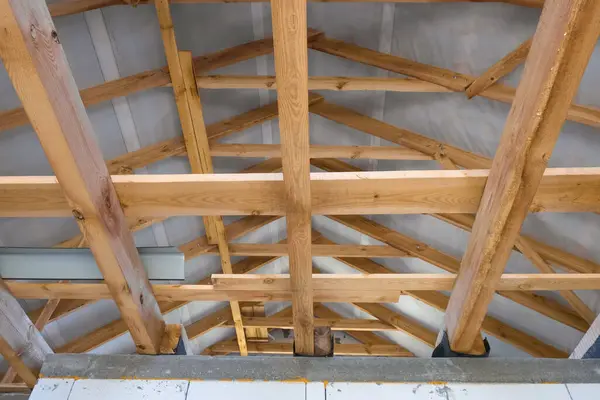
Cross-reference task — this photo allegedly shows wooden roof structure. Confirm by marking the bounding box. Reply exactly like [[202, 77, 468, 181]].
[[1, 0, 600, 393]]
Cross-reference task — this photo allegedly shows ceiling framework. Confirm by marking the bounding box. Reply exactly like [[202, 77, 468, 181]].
[[0, 0, 599, 389]]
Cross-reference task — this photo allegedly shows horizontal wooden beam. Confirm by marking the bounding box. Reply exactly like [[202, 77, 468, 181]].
[[203, 341, 413, 357], [6, 281, 401, 302], [209, 143, 433, 160], [47, 0, 544, 18], [212, 273, 600, 292], [226, 316, 396, 331], [0, 383, 29, 393], [196, 75, 451, 93], [11, 273, 600, 303], [206, 243, 408, 257], [2, 168, 599, 217]]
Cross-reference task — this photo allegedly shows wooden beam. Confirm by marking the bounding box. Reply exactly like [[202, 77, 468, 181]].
[[309, 35, 600, 129], [3, 168, 600, 217], [209, 143, 433, 160], [196, 75, 452, 93], [47, 0, 545, 19], [313, 159, 590, 332], [271, 0, 313, 355], [203, 341, 413, 357], [0, 383, 30, 393], [310, 101, 492, 169], [154, 0, 249, 356], [2, 297, 60, 384], [446, 0, 600, 354], [315, 235, 567, 358], [56, 231, 321, 354], [211, 273, 600, 292], [236, 316, 396, 332], [0, 30, 323, 134], [186, 306, 233, 340], [0, 0, 166, 354], [0, 280, 51, 387], [465, 37, 533, 98], [206, 243, 408, 257]]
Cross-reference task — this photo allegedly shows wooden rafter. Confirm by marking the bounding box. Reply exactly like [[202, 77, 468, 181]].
[[0, 0, 167, 354], [271, 0, 314, 355], [0, 30, 323, 134], [309, 35, 600, 129], [206, 243, 408, 258], [445, 0, 600, 354], [315, 234, 567, 358], [0, 280, 52, 387], [154, 0, 248, 355]]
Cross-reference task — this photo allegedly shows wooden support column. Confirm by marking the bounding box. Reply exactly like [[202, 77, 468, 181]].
[[0, 279, 52, 388], [445, 0, 600, 354], [271, 0, 314, 355], [0, 0, 165, 353], [154, 0, 248, 355]]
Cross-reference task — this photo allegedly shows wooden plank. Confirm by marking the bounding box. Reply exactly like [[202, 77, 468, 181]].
[[56, 232, 322, 354], [209, 143, 433, 160], [0, 383, 30, 393], [196, 75, 452, 92], [465, 37, 533, 98], [314, 159, 590, 332], [446, 0, 600, 354], [236, 316, 396, 331], [206, 243, 408, 257], [2, 297, 61, 385], [47, 0, 545, 19], [203, 341, 413, 357], [433, 213, 600, 274], [0, 0, 166, 354], [186, 306, 233, 340], [154, 0, 218, 243], [155, 0, 250, 355], [316, 235, 567, 358], [0, 30, 323, 134], [212, 273, 600, 292], [353, 303, 437, 347], [0, 279, 51, 387], [309, 35, 600, 129], [241, 304, 269, 342], [271, 0, 313, 356], [435, 150, 595, 325], [310, 101, 492, 169], [3, 168, 600, 217]]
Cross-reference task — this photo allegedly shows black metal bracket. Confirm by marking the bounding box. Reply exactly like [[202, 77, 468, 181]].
[[432, 331, 490, 358]]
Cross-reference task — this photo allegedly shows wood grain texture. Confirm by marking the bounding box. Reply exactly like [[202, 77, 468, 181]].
[[212, 273, 600, 292], [327, 214, 588, 332], [186, 306, 233, 340], [309, 35, 600, 129], [237, 316, 396, 331], [271, 0, 313, 356], [0, 280, 51, 387], [466, 37, 533, 98], [196, 75, 453, 92], [315, 235, 567, 358], [446, 0, 600, 354], [210, 143, 433, 160], [153, 0, 251, 352], [0, 30, 323, 134], [0, 0, 166, 354], [206, 243, 408, 257], [310, 101, 492, 169], [3, 168, 600, 217]]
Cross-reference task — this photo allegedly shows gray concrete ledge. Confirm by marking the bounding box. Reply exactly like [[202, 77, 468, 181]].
[[41, 355, 600, 383]]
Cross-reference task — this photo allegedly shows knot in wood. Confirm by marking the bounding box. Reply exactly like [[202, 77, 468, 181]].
[[72, 209, 85, 220]]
